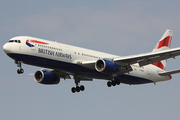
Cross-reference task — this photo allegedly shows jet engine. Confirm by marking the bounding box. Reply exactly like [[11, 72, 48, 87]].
[[95, 59, 119, 74], [34, 70, 60, 84]]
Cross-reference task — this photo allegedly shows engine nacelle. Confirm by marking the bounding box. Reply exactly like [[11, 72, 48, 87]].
[[34, 70, 60, 85], [95, 59, 119, 74]]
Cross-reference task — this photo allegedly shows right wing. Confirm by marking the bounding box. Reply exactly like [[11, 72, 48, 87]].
[[42, 68, 92, 81], [113, 47, 180, 67], [80, 47, 180, 71]]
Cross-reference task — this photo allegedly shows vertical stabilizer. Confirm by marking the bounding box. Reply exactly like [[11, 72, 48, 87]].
[[152, 29, 173, 70]]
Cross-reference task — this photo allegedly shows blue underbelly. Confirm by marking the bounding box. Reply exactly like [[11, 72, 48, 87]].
[[7, 53, 153, 85]]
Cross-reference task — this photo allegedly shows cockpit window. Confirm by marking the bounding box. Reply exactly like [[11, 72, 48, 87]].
[[8, 40, 21, 43], [9, 40, 14, 42]]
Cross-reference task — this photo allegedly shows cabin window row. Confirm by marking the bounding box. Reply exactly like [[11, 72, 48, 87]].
[[74, 52, 99, 59]]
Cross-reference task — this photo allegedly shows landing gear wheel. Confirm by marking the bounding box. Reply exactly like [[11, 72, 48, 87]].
[[16, 61, 24, 74], [76, 86, 80, 92], [20, 69, 24, 73], [80, 85, 85, 91], [17, 69, 24, 74], [17, 69, 21, 74], [116, 80, 120, 85], [107, 80, 121, 87], [107, 81, 112, 87], [71, 87, 76, 93], [71, 85, 85, 93], [72, 76, 86, 93], [112, 81, 116, 86]]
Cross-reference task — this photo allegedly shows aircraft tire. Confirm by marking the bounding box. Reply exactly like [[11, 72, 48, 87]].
[[20, 69, 24, 73], [112, 81, 116, 86], [80, 85, 85, 91], [17, 69, 24, 74], [107, 81, 112, 87], [71, 87, 76, 93], [17, 69, 20, 74], [76, 86, 80, 92], [116, 80, 120, 85]]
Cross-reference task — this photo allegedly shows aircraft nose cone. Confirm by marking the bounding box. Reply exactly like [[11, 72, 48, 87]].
[[3, 43, 11, 54]]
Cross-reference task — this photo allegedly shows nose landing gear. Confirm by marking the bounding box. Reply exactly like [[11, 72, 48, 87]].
[[17, 68, 24, 74], [15, 60, 24, 74]]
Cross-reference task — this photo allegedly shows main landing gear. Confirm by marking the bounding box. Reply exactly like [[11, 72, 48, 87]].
[[71, 76, 85, 93], [71, 85, 85, 93], [107, 79, 120, 87], [15, 60, 24, 74]]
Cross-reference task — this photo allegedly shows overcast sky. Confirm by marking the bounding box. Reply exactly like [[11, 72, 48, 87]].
[[1, 0, 180, 120]]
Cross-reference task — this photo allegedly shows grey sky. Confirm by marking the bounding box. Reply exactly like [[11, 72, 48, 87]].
[[1, 0, 180, 120]]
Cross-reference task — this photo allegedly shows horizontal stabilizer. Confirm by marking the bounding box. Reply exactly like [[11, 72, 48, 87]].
[[158, 69, 180, 76]]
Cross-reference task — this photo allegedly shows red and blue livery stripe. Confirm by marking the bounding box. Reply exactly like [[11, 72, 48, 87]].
[[26, 40, 49, 47]]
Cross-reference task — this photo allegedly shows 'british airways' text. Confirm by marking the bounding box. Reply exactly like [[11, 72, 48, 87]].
[[38, 48, 72, 59]]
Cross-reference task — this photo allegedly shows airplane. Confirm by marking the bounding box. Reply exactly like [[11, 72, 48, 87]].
[[3, 29, 180, 93]]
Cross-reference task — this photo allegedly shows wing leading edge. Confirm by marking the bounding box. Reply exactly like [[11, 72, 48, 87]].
[[81, 47, 180, 68], [113, 47, 180, 67]]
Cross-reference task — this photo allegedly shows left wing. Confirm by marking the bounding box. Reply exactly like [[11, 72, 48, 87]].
[[42, 69, 93, 81], [41, 68, 71, 79]]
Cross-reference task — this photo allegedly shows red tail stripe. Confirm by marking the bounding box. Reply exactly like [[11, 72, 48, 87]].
[[153, 61, 165, 70], [155, 36, 172, 49]]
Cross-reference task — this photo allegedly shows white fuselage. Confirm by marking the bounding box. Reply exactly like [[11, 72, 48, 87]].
[[3, 36, 171, 85]]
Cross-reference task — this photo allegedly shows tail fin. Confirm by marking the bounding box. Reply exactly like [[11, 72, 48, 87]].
[[152, 29, 173, 70]]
